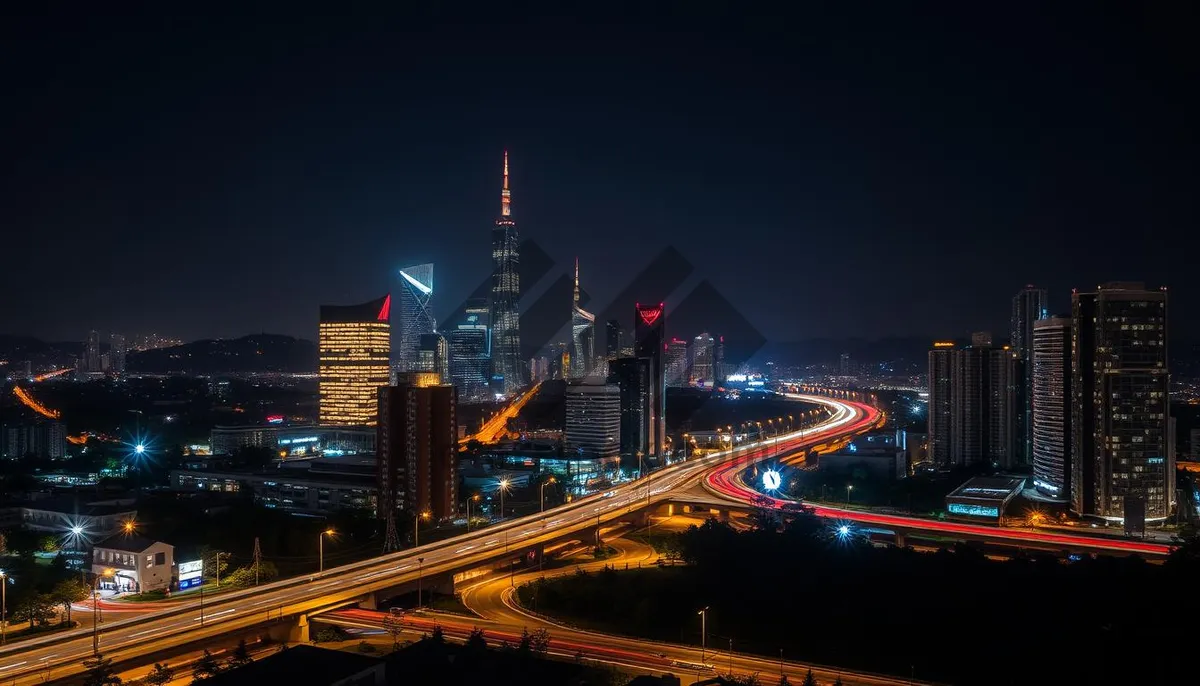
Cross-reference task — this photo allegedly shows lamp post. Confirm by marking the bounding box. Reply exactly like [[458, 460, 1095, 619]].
[[319, 528, 335, 573], [540, 477, 556, 517], [92, 568, 115, 655], [413, 511, 430, 547], [416, 557, 425, 609], [466, 494, 480, 532], [497, 478, 510, 519], [0, 570, 7, 646], [846, 484, 853, 505], [697, 607, 708, 673]]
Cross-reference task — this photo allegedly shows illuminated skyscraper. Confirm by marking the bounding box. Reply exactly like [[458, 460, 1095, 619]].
[[446, 298, 491, 403], [417, 333, 449, 385], [490, 151, 522, 395], [84, 330, 101, 373], [569, 258, 595, 379], [395, 263, 435, 372], [319, 295, 392, 426], [665, 338, 688, 387], [1032, 316, 1071, 499], [605, 320, 622, 360], [927, 342, 955, 465], [608, 357, 650, 458], [110, 334, 127, 374], [634, 303, 666, 459], [690, 333, 715, 385], [1011, 285, 1048, 464], [1071, 283, 1171, 524], [564, 380, 621, 459]]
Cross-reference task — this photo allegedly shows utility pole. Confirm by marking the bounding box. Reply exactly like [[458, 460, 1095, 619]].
[[383, 509, 401, 553]]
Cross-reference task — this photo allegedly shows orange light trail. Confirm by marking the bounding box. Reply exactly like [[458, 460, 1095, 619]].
[[33, 368, 71, 382], [461, 382, 543, 445], [13, 385, 62, 419]]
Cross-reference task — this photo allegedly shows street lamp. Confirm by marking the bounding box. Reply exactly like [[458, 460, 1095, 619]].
[[846, 484, 853, 505], [466, 494, 481, 532], [122, 520, 136, 535], [416, 557, 425, 609], [540, 477, 557, 516], [497, 478, 511, 519], [319, 528, 335, 573], [92, 568, 115, 655], [414, 511, 431, 547], [697, 607, 709, 669], [0, 570, 8, 646]]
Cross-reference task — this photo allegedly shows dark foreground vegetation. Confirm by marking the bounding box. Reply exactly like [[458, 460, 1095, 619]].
[[519, 509, 1199, 684]]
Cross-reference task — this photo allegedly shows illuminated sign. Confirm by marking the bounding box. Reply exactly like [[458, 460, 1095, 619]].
[[266, 415, 284, 424], [933, 341, 955, 348], [947, 503, 999, 518], [637, 305, 663, 327], [726, 374, 748, 382], [178, 559, 203, 589], [762, 470, 782, 490], [279, 436, 319, 445]]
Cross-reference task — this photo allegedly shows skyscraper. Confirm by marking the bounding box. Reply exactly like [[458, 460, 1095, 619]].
[[319, 295, 392, 426], [395, 263, 436, 372], [1071, 283, 1171, 523], [605, 320, 622, 360], [377, 382, 458, 520], [110, 334, 127, 374], [489, 151, 522, 396], [690, 333, 715, 385], [417, 333, 449, 385], [1032, 316, 1071, 500], [927, 342, 955, 465], [446, 298, 491, 403], [569, 258, 596, 379], [665, 338, 688, 387], [85, 330, 101, 373], [608, 357, 650, 458], [1011, 285, 1049, 465], [634, 303, 666, 459], [564, 380, 621, 459]]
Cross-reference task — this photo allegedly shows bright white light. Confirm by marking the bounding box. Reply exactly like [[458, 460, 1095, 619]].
[[71, 526, 83, 535], [762, 470, 782, 491], [838, 525, 850, 536], [135, 444, 146, 455]]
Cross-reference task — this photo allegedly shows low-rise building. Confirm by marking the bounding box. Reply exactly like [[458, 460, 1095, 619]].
[[91, 534, 174, 593], [945, 476, 1026, 524], [170, 458, 377, 516], [815, 430, 909, 480]]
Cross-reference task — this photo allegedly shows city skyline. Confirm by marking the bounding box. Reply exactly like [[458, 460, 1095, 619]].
[[2, 7, 1195, 344]]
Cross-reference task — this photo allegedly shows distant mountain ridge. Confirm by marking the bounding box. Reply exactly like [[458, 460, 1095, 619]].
[[127, 334, 316, 374]]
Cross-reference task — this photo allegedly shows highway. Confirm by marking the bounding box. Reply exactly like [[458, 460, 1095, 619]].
[[323, 531, 918, 685], [0, 394, 876, 684]]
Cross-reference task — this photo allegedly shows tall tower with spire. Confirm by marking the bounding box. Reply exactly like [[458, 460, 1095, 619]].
[[570, 258, 595, 379], [489, 151, 523, 395]]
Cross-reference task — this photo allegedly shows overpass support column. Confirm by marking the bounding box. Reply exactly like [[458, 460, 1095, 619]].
[[290, 614, 310, 643], [894, 531, 906, 548]]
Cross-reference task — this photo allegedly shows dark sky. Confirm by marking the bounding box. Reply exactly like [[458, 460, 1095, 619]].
[[2, 4, 1196, 345]]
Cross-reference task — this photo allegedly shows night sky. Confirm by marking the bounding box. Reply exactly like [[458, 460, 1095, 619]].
[[3, 5, 1196, 345]]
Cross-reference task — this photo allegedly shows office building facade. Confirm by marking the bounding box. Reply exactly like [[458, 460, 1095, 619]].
[[690, 333, 715, 385], [110, 334, 127, 373], [605, 320, 622, 360], [490, 151, 522, 396], [417, 333, 450, 385], [446, 298, 491, 403], [927, 343, 955, 465], [665, 338, 688, 387], [318, 295, 392, 426], [564, 381, 621, 459], [1071, 283, 1171, 523], [1011, 286, 1048, 465], [608, 356, 650, 458], [634, 303, 666, 458], [377, 382, 458, 520], [395, 263, 436, 372], [1032, 317, 1071, 499]]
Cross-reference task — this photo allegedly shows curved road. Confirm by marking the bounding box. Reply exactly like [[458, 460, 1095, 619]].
[[0, 394, 876, 684]]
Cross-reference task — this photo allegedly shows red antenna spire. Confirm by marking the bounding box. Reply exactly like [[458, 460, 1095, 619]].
[[501, 150, 512, 217]]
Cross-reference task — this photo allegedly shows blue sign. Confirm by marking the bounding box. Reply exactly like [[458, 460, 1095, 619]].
[[948, 503, 999, 518]]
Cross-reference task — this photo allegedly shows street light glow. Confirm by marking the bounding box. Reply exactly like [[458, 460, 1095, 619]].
[[762, 469, 782, 491], [134, 443, 145, 455]]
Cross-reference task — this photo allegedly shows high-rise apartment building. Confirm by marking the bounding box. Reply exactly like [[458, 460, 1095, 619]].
[[569, 259, 596, 379], [608, 357, 650, 458], [84, 330, 102, 373], [714, 335, 725, 383], [665, 338, 688, 387], [377, 382, 457, 520], [1, 420, 67, 459], [110, 334, 127, 374], [395, 264, 436, 372], [1032, 316, 1071, 499], [564, 380, 621, 459], [690, 333, 715, 385], [928, 337, 1014, 468], [446, 298, 491, 403], [605, 320, 622, 360], [489, 151, 522, 396], [927, 342, 955, 465], [1071, 283, 1171, 523], [634, 303, 666, 458], [1011, 285, 1048, 464], [318, 295, 392, 426]]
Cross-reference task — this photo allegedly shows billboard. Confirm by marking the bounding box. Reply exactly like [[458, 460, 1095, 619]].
[[178, 559, 203, 590]]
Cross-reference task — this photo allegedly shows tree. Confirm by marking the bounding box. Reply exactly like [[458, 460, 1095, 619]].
[[833, 677, 843, 686], [144, 663, 174, 686], [14, 593, 55, 627], [51, 578, 90, 625], [430, 624, 445, 644], [516, 628, 533, 655], [191, 649, 222, 681], [226, 638, 252, 669], [529, 627, 551, 655], [382, 614, 405, 652], [801, 669, 817, 686], [779, 675, 790, 686], [82, 653, 122, 686], [222, 562, 279, 588], [466, 627, 487, 652]]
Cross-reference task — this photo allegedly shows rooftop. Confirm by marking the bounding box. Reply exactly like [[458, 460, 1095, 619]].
[[947, 476, 1026, 502], [94, 533, 168, 553]]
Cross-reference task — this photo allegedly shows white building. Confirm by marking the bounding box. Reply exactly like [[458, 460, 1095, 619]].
[[92, 535, 174, 593], [564, 381, 621, 459]]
